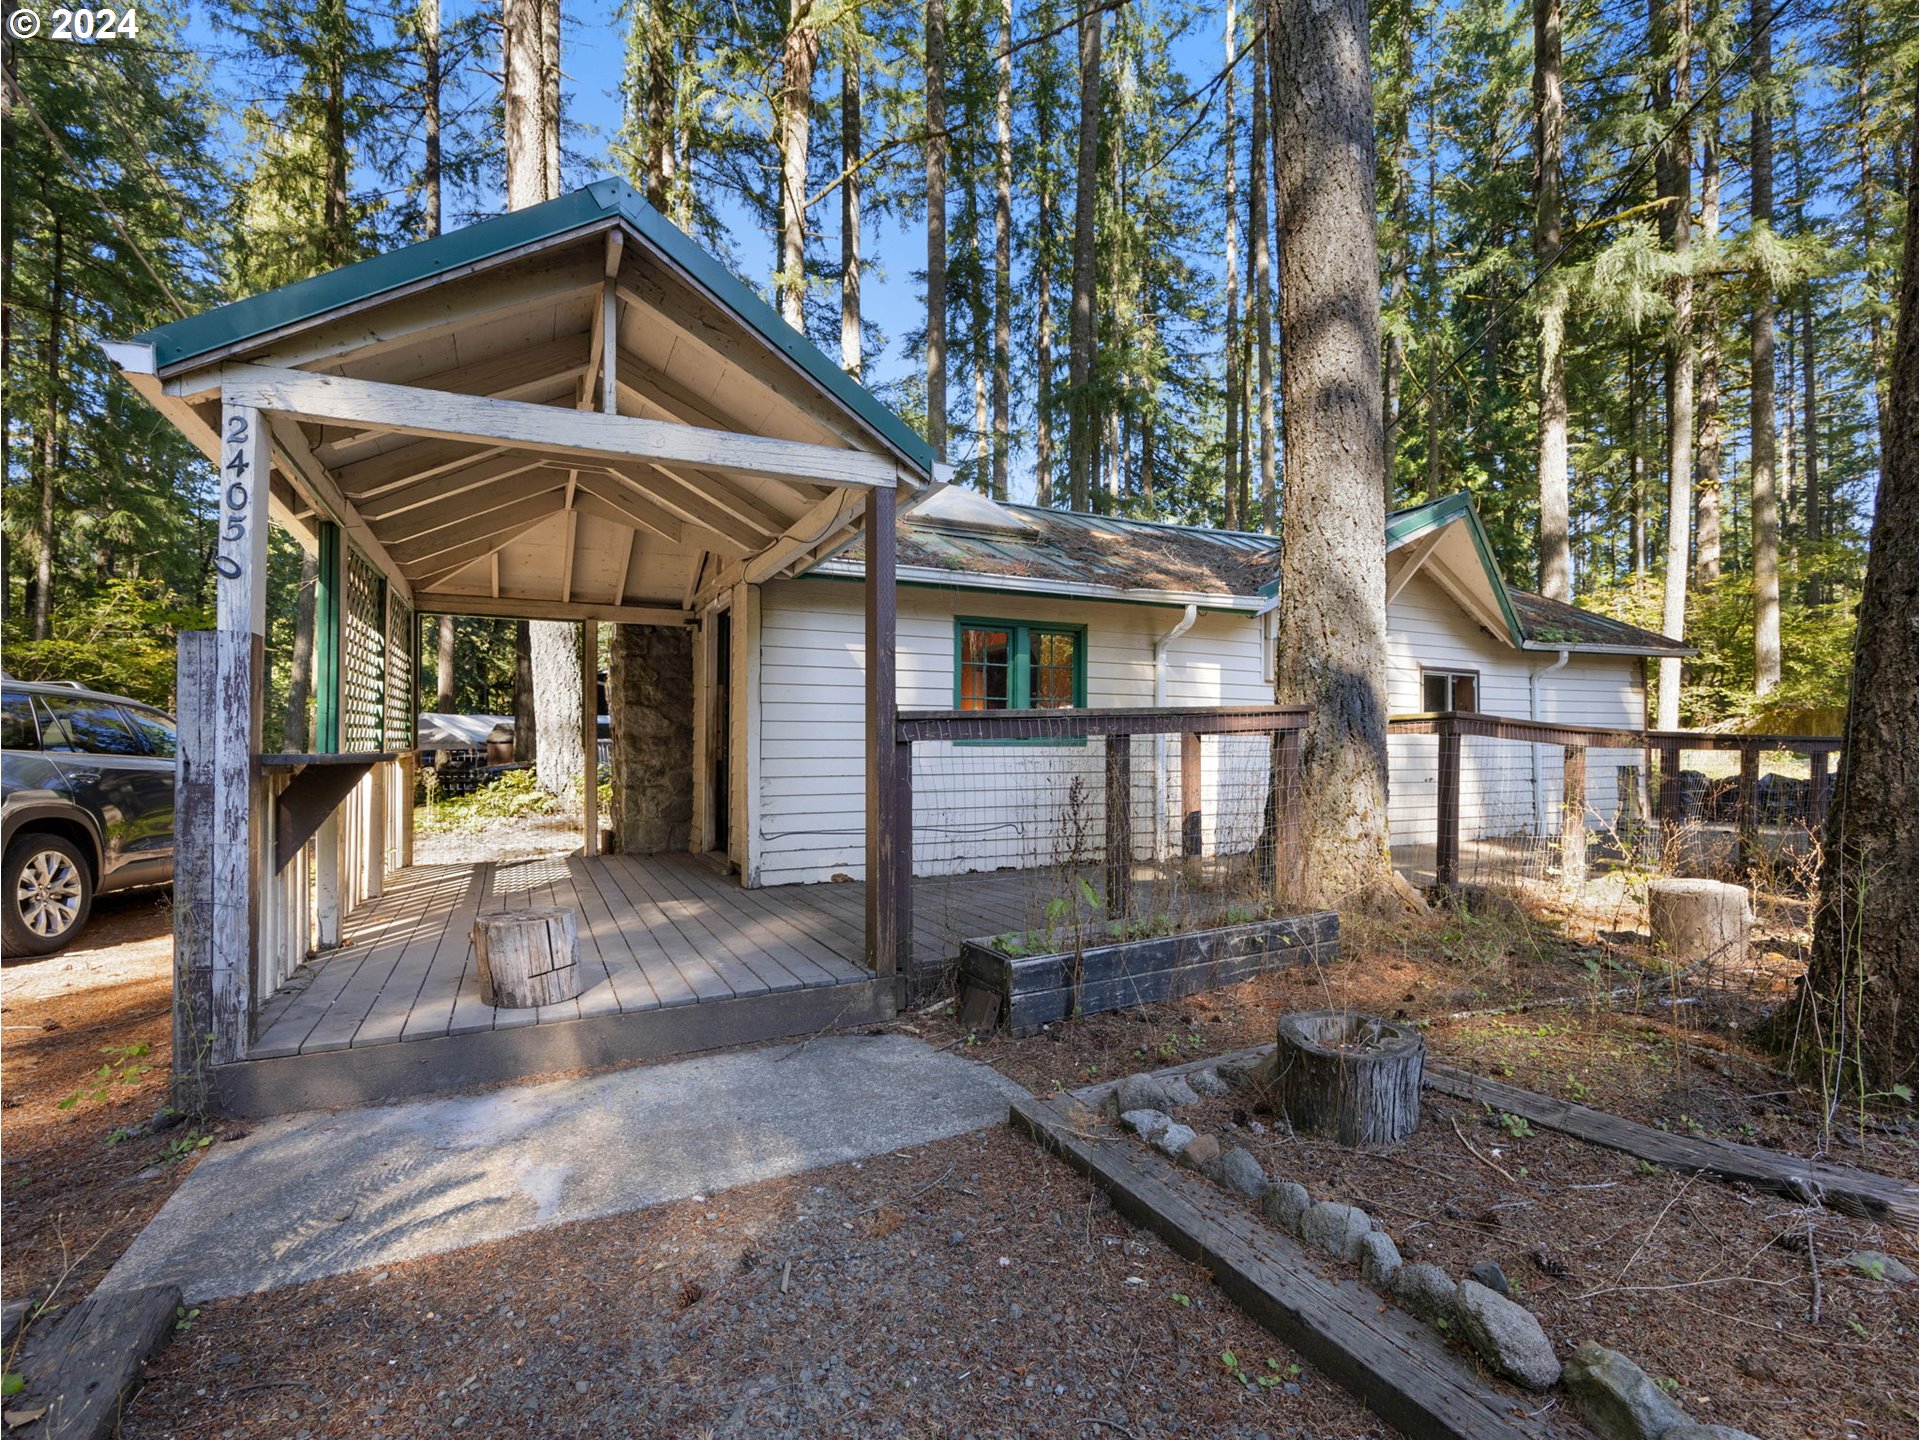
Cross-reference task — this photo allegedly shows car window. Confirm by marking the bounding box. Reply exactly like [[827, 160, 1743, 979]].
[[34, 695, 146, 756], [124, 709, 177, 758], [1, 695, 38, 751]]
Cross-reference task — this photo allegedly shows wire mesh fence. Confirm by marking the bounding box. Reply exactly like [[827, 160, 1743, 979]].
[[897, 707, 1309, 984], [1384, 713, 1837, 897]]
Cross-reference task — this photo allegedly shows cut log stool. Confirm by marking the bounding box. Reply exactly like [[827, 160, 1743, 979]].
[[472, 907, 580, 1007], [1647, 878, 1749, 970], [1265, 1009, 1425, 1146]]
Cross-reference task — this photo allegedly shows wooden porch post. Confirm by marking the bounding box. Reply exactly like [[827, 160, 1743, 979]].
[[1560, 744, 1588, 888], [1180, 731, 1204, 858], [581, 619, 600, 856], [199, 399, 272, 1066], [1435, 715, 1462, 888], [314, 523, 343, 949], [864, 484, 901, 991]]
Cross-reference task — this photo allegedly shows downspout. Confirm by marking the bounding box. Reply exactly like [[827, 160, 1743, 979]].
[[1529, 648, 1571, 836], [1152, 604, 1200, 859]]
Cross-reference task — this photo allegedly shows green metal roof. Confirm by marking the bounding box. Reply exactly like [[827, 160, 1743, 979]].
[[129, 177, 936, 476]]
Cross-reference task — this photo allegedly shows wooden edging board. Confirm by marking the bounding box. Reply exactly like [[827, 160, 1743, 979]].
[[1009, 1094, 1569, 1440], [14, 1281, 181, 1440], [1425, 1062, 1920, 1226], [1072, 1046, 1918, 1227]]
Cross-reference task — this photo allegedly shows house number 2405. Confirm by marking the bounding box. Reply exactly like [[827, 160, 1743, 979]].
[[215, 414, 251, 579]]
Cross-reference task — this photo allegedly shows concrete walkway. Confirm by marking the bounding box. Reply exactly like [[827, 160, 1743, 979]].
[[100, 1034, 1026, 1304]]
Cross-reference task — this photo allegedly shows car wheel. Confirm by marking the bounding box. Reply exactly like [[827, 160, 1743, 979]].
[[3, 834, 94, 957]]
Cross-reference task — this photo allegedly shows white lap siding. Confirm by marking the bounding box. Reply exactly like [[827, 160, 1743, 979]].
[[752, 578, 1272, 886], [1385, 570, 1647, 847]]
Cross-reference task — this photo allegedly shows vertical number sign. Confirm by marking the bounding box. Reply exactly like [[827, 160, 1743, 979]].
[[216, 412, 250, 580], [217, 401, 270, 639]]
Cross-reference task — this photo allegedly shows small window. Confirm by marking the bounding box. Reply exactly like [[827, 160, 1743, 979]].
[[34, 695, 145, 756], [1421, 669, 1479, 713], [954, 619, 1086, 729], [1, 695, 39, 751], [124, 709, 177, 758]]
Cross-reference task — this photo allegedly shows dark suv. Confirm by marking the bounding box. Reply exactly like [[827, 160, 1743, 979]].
[[1, 679, 177, 956]]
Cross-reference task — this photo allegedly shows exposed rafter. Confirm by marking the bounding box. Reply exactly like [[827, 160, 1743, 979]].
[[264, 412, 414, 603]]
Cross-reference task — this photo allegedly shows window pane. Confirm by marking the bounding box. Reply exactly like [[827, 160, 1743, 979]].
[[1452, 675, 1477, 712], [959, 628, 1012, 710], [1, 695, 38, 750], [125, 709, 177, 758], [1422, 674, 1450, 711], [1030, 630, 1080, 709], [36, 696, 144, 755]]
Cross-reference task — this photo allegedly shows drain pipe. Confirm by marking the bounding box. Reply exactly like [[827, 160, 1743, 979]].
[[1529, 648, 1571, 836], [1153, 605, 1200, 859]]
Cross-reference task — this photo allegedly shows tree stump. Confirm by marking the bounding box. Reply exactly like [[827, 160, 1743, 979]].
[[1647, 878, 1749, 970], [472, 907, 580, 1007], [1267, 1010, 1424, 1146]]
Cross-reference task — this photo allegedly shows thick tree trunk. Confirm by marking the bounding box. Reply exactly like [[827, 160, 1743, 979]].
[[1250, 25, 1276, 535], [1035, 173, 1056, 507], [435, 616, 456, 710], [283, 551, 318, 751], [1382, 24, 1412, 507], [1652, 0, 1693, 729], [504, 0, 579, 795], [32, 217, 60, 642], [1066, 1, 1101, 513], [1694, 105, 1722, 584], [1750, 0, 1782, 694], [924, 0, 948, 457], [1269, 0, 1396, 907], [840, 43, 862, 376], [990, 0, 1012, 501], [1222, 0, 1241, 529], [421, 0, 442, 236], [1533, 0, 1570, 600], [778, 0, 818, 332], [1802, 151, 1917, 1093], [640, 0, 675, 208]]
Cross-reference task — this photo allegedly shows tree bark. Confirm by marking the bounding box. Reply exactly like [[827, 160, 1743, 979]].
[[1694, 109, 1723, 584], [1269, 0, 1396, 906], [924, 0, 948, 458], [1250, 23, 1276, 535], [1629, 342, 1647, 577], [1799, 295, 1822, 602], [32, 215, 60, 642], [420, 0, 442, 237], [990, 0, 1012, 501], [1750, 0, 1782, 694], [1802, 145, 1917, 1093], [512, 620, 535, 762], [435, 615, 456, 710], [1652, 0, 1693, 729], [1533, 0, 1570, 600], [840, 39, 862, 376], [504, 0, 578, 793], [1035, 156, 1056, 507], [1066, 0, 1101, 512], [778, 0, 819, 332], [1382, 24, 1412, 508], [1222, 0, 1241, 529]]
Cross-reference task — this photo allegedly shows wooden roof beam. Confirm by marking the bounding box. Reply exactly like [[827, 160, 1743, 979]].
[[388, 486, 567, 567], [263, 411, 414, 604], [219, 363, 910, 490], [371, 470, 570, 547], [413, 591, 690, 626], [358, 453, 554, 523]]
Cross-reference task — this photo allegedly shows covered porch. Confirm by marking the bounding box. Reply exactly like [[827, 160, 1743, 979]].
[[110, 180, 933, 1109]]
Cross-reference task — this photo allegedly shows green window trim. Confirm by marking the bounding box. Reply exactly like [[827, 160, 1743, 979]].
[[952, 616, 1088, 746]]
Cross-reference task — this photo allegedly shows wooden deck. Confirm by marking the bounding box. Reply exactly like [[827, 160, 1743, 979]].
[[252, 851, 1051, 1061]]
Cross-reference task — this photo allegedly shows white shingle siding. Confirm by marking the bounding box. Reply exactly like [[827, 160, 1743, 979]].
[[745, 567, 1648, 885], [1385, 570, 1646, 848], [753, 578, 1272, 886]]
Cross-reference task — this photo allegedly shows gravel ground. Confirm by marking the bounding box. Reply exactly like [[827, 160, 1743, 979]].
[[119, 1127, 1389, 1440]]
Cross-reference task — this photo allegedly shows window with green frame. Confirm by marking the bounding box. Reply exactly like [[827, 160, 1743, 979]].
[[954, 619, 1086, 739]]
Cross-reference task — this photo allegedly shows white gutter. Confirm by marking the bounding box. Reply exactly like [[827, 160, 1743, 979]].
[[1529, 648, 1571, 836], [1152, 604, 1199, 859]]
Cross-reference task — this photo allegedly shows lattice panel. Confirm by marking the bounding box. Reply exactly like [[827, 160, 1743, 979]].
[[384, 588, 413, 750], [341, 547, 385, 752]]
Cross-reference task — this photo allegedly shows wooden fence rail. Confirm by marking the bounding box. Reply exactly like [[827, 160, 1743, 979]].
[[1388, 711, 1842, 887]]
